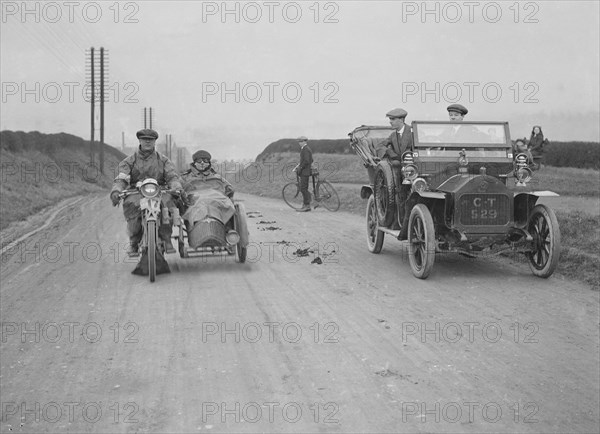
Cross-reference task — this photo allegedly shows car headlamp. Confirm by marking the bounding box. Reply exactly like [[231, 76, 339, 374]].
[[515, 153, 529, 166], [401, 164, 418, 183], [513, 153, 532, 186], [140, 179, 160, 198], [411, 177, 429, 193], [401, 151, 414, 164]]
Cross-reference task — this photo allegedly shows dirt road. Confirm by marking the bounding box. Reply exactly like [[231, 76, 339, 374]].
[[1, 192, 598, 433]]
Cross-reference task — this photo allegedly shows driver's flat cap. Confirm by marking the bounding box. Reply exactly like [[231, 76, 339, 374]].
[[297, 136, 308, 142], [447, 104, 468, 115], [136, 128, 159, 140], [386, 108, 408, 118]]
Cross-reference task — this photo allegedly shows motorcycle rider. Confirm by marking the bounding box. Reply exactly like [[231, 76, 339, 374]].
[[110, 128, 183, 256]]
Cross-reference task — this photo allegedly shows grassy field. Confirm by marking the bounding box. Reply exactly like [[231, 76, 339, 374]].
[[222, 153, 599, 290]]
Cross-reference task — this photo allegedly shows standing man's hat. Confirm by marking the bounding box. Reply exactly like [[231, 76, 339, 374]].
[[297, 136, 308, 142], [386, 108, 408, 118], [192, 150, 212, 161], [447, 104, 468, 115], [136, 128, 159, 140]]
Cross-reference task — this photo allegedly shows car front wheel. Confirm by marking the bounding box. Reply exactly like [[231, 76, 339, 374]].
[[407, 204, 435, 279], [366, 195, 384, 253], [527, 204, 560, 278]]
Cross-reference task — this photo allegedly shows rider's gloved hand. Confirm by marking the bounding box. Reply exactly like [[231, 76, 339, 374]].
[[110, 191, 121, 207]]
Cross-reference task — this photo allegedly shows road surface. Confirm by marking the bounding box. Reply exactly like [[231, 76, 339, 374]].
[[1, 192, 598, 433]]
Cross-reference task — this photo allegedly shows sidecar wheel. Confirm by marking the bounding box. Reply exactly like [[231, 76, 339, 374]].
[[235, 202, 249, 263]]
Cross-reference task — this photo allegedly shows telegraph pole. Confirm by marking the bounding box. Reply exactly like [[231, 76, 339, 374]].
[[86, 47, 108, 171], [142, 107, 155, 129], [99, 47, 106, 174], [88, 47, 94, 164]]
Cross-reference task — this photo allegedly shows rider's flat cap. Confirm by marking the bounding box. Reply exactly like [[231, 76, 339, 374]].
[[136, 128, 159, 140], [447, 104, 468, 115], [192, 150, 212, 161], [386, 108, 408, 118], [296, 136, 308, 142]]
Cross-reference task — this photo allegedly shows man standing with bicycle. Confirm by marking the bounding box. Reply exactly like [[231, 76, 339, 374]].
[[293, 136, 313, 212]]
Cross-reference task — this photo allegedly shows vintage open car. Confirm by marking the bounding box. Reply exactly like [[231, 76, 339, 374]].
[[172, 177, 249, 263], [349, 121, 561, 279]]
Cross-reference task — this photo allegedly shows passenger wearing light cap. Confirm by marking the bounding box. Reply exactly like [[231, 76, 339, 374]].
[[180, 150, 237, 245], [181, 150, 234, 199]]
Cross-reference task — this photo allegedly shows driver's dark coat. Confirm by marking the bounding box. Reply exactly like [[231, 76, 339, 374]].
[[111, 150, 183, 194], [384, 126, 413, 159]]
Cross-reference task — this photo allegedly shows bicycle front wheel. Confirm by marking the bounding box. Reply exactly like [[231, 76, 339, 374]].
[[282, 182, 304, 210], [317, 181, 340, 212]]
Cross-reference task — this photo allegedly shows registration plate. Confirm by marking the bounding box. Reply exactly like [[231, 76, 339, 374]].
[[459, 194, 510, 225]]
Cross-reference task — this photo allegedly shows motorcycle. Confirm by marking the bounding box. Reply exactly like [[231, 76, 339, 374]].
[[119, 178, 181, 282]]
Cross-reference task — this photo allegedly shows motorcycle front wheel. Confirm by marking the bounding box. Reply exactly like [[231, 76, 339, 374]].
[[147, 220, 157, 282]]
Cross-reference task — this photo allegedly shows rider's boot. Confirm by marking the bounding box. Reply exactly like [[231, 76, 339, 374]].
[[126, 218, 142, 257], [127, 238, 140, 257]]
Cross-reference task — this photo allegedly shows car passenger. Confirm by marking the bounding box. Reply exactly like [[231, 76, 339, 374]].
[[382, 108, 413, 226], [382, 108, 413, 160]]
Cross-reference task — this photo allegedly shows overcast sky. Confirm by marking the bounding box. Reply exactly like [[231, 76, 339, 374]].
[[1, 0, 599, 160]]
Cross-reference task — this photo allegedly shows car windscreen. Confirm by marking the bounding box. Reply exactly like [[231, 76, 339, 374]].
[[415, 148, 510, 158], [415, 123, 507, 145]]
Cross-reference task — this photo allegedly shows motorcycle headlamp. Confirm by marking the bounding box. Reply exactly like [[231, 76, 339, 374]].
[[140, 179, 160, 198], [226, 230, 240, 245]]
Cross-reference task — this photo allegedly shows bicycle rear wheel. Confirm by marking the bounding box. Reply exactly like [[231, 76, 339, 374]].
[[282, 182, 304, 210], [317, 181, 340, 212]]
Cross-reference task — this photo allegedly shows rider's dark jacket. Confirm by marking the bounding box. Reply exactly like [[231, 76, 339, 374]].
[[111, 149, 183, 194]]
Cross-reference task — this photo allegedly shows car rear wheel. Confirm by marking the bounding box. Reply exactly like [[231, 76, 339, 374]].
[[527, 204, 560, 278], [407, 204, 435, 279], [374, 160, 396, 227], [366, 195, 384, 253]]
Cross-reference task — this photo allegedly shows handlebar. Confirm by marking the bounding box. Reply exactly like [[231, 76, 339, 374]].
[[118, 187, 183, 199]]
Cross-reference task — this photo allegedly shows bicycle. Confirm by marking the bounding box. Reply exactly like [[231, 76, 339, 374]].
[[282, 168, 340, 212]]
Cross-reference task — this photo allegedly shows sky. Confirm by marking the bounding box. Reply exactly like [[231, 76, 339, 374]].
[[1, 0, 599, 160]]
